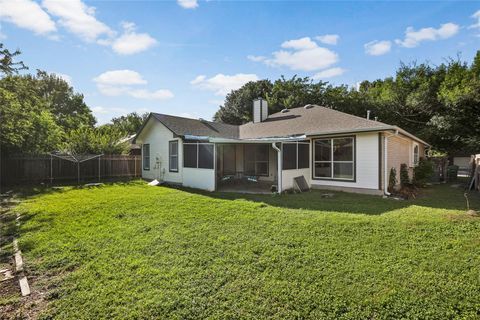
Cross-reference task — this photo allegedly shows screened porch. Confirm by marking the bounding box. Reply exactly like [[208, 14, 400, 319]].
[[215, 143, 278, 194]]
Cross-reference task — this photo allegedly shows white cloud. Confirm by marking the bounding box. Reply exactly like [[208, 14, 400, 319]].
[[93, 70, 173, 100], [52, 72, 73, 85], [252, 37, 339, 72], [395, 23, 460, 48], [128, 89, 174, 100], [111, 22, 157, 55], [191, 73, 259, 96], [281, 37, 318, 50], [42, 0, 113, 42], [469, 10, 480, 32], [0, 0, 56, 35], [364, 40, 392, 56], [247, 55, 266, 62], [312, 67, 346, 79], [94, 70, 147, 86], [266, 47, 338, 71], [316, 34, 339, 45], [177, 0, 198, 9]]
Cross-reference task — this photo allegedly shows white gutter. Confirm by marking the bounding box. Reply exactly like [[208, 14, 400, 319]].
[[209, 135, 307, 143], [383, 130, 398, 196], [272, 142, 282, 193]]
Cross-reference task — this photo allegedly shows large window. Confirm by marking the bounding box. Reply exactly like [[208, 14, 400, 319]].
[[313, 137, 355, 180], [169, 141, 178, 172], [283, 141, 310, 170], [143, 144, 150, 170], [183, 142, 214, 169], [244, 144, 269, 176]]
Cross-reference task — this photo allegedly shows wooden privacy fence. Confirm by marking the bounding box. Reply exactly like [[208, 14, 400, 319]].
[[0, 154, 141, 186]]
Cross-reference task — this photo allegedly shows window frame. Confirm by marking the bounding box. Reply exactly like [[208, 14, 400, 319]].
[[143, 143, 150, 171], [183, 142, 215, 170], [412, 142, 419, 167], [169, 140, 179, 172], [243, 144, 269, 177], [312, 136, 356, 182], [282, 141, 310, 170]]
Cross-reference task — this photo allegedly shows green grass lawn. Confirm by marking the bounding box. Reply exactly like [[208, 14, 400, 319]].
[[9, 181, 480, 319]]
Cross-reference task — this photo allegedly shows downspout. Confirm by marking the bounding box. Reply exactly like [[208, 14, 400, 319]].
[[383, 130, 398, 196], [272, 142, 282, 193]]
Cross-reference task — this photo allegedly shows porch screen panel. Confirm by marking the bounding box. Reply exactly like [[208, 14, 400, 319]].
[[244, 144, 268, 176], [244, 145, 256, 175], [222, 145, 236, 175], [198, 144, 214, 169], [183, 144, 197, 168], [282, 143, 297, 170], [298, 143, 309, 169]]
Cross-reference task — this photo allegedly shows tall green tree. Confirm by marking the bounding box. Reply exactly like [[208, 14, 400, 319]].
[[110, 112, 149, 135], [213, 80, 273, 124], [0, 43, 28, 75]]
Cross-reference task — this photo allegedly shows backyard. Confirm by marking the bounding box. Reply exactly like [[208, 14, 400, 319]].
[[1, 181, 480, 319]]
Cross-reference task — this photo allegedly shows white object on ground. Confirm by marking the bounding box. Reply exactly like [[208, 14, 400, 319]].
[[148, 179, 162, 186]]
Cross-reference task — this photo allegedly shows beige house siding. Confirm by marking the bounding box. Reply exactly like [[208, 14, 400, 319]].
[[386, 134, 426, 186]]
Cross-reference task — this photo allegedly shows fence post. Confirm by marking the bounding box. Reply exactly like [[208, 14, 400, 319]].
[[98, 156, 101, 182], [50, 154, 53, 185], [134, 156, 137, 178]]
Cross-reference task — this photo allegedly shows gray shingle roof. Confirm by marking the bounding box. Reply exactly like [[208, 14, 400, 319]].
[[152, 113, 239, 139], [141, 105, 426, 145], [239, 105, 391, 139]]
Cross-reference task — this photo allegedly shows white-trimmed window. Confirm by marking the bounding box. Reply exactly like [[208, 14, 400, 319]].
[[282, 141, 310, 170], [143, 144, 150, 170], [183, 142, 214, 169], [313, 137, 355, 181], [169, 140, 178, 172], [413, 143, 419, 166]]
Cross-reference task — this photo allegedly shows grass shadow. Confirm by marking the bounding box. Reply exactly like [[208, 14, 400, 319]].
[[174, 182, 480, 215]]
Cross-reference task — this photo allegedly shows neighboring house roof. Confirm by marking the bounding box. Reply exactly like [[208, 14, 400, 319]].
[[135, 105, 429, 146]]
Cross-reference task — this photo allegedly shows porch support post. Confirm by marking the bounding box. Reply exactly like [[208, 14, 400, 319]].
[[272, 142, 282, 193]]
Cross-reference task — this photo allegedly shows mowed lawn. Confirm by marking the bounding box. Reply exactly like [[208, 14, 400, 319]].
[[12, 181, 480, 319]]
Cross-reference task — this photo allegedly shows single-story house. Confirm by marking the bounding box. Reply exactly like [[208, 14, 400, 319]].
[[134, 99, 429, 195]]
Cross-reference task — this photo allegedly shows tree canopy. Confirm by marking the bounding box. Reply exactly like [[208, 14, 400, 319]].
[[214, 52, 480, 155]]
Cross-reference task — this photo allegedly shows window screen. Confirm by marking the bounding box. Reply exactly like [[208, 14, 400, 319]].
[[183, 144, 197, 168], [198, 144, 214, 169], [143, 144, 150, 170], [169, 141, 178, 172]]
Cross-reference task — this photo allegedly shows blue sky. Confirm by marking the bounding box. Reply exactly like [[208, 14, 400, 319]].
[[1, 0, 479, 124]]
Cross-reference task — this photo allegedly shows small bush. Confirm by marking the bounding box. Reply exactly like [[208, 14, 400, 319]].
[[400, 163, 410, 187], [413, 158, 434, 187], [388, 167, 397, 193]]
